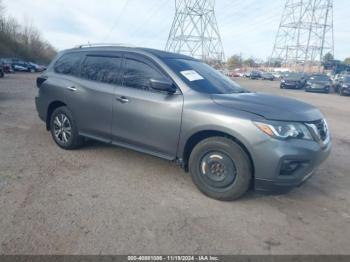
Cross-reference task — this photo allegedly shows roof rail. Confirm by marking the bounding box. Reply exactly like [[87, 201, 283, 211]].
[[75, 43, 136, 49]]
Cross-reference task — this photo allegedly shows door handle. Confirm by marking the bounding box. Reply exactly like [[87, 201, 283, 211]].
[[66, 86, 77, 92], [116, 96, 130, 104]]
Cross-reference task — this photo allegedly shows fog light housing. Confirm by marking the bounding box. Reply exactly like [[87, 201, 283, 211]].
[[280, 160, 307, 176]]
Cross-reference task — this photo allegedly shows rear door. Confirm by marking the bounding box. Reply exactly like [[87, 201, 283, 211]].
[[67, 52, 123, 142], [112, 53, 183, 159]]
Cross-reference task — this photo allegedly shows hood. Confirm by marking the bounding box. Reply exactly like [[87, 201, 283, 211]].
[[284, 77, 301, 81], [211, 92, 323, 122], [308, 80, 330, 85]]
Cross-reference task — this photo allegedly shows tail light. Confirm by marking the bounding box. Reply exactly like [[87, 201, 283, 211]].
[[36, 76, 48, 88]]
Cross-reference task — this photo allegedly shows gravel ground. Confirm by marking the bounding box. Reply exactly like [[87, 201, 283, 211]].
[[0, 73, 350, 255]]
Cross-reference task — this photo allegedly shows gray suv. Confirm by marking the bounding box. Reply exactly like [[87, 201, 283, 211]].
[[35, 45, 331, 201]]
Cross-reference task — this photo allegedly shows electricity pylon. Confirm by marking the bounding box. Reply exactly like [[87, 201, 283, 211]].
[[270, 0, 334, 71], [165, 0, 225, 65]]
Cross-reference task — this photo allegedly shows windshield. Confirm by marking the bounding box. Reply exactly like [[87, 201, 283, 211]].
[[165, 58, 247, 94], [309, 75, 329, 81], [344, 76, 350, 82]]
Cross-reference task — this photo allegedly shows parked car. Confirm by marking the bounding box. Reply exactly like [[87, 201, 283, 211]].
[[305, 74, 332, 93], [261, 72, 275, 81], [272, 72, 282, 79], [280, 73, 308, 89], [35, 45, 331, 201], [12, 61, 37, 72], [0, 59, 14, 73], [337, 75, 350, 96], [333, 74, 347, 93], [0, 63, 4, 78], [233, 72, 243, 77], [13, 65, 28, 72], [250, 71, 262, 80], [29, 62, 46, 72], [243, 72, 251, 78]]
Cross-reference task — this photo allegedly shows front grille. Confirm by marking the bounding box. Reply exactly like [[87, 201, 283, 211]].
[[307, 119, 329, 142], [315, 119, 328, 141]]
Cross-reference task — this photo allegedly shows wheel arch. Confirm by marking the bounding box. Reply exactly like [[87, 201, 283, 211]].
[[181, 130, 255, 178], [46, 101, 67, 130]]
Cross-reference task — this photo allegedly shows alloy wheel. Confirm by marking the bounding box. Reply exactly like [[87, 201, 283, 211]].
[[53, 113, 72, 144]]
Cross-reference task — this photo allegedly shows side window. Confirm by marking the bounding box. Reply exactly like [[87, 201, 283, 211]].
[[81, 56, 122, 85], [54, 53, 83, 76], [123, 57, 168, 91]]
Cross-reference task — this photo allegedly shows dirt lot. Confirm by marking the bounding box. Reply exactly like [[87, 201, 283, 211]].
[[0, 73, 350, 255]]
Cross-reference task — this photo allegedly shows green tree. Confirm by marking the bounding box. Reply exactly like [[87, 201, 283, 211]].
[[323, 52, 334, 63], [243, 58, 256, 68], [226, 55, 242, 70], [344, 58, 350, 65]]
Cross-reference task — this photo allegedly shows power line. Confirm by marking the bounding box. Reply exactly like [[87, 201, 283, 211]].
[[103, 0, 132, 41], [129, 0, 168, 37]]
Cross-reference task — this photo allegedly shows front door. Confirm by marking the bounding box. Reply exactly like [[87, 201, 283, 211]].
[[112, 54, 183, 159]]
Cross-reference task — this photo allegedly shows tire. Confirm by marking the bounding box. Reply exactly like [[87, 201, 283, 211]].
[[50, 106, 84, 150], [189, 137, 252, 201]]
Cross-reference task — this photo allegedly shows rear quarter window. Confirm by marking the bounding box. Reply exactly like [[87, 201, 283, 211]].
[[54, 53, 84, 76]]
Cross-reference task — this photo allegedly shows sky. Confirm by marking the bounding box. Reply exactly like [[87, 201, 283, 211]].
[[2, 0, 350, 60]]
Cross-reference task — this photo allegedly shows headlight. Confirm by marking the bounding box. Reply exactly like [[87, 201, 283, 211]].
[[254, 121, 313, 140]]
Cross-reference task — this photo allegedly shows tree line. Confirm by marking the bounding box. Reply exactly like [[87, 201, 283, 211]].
[[0, 0, 57, 64], [226, 52, 350, 71]]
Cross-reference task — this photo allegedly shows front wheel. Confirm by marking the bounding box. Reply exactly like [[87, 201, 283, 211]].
[[50, 107, 84, 150], [189, 137, 252, 201]]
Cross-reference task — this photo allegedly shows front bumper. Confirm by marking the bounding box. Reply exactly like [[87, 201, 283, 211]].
[[305, 85, 330, 93], [341, 88, 350, 95], [281, 82, 301, 89], [253, 137, 332, 193]]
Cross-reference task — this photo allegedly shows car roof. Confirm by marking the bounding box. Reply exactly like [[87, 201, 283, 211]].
[[64, 46, 196, 61]]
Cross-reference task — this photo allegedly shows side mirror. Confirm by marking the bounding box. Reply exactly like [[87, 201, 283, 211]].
[[150, 78, 176, 93]]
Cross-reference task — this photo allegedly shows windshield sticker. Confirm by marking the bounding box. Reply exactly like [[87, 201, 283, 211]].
[[180, 70, 204, 82]]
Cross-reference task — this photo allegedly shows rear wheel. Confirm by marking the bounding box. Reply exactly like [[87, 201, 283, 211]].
[[50, 107, 84, 150], [189, 137, 252, 201]]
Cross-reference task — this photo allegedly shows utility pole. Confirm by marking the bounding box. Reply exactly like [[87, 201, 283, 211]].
[[269, 0, 334, 72], [165, 0, 225, 67]]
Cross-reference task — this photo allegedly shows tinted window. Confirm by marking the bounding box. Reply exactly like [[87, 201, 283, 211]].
[[164, 59, 247, 94], [54, 53, 83, 76], [123, 58, 167, 90], [81, 56, 122, 84]]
